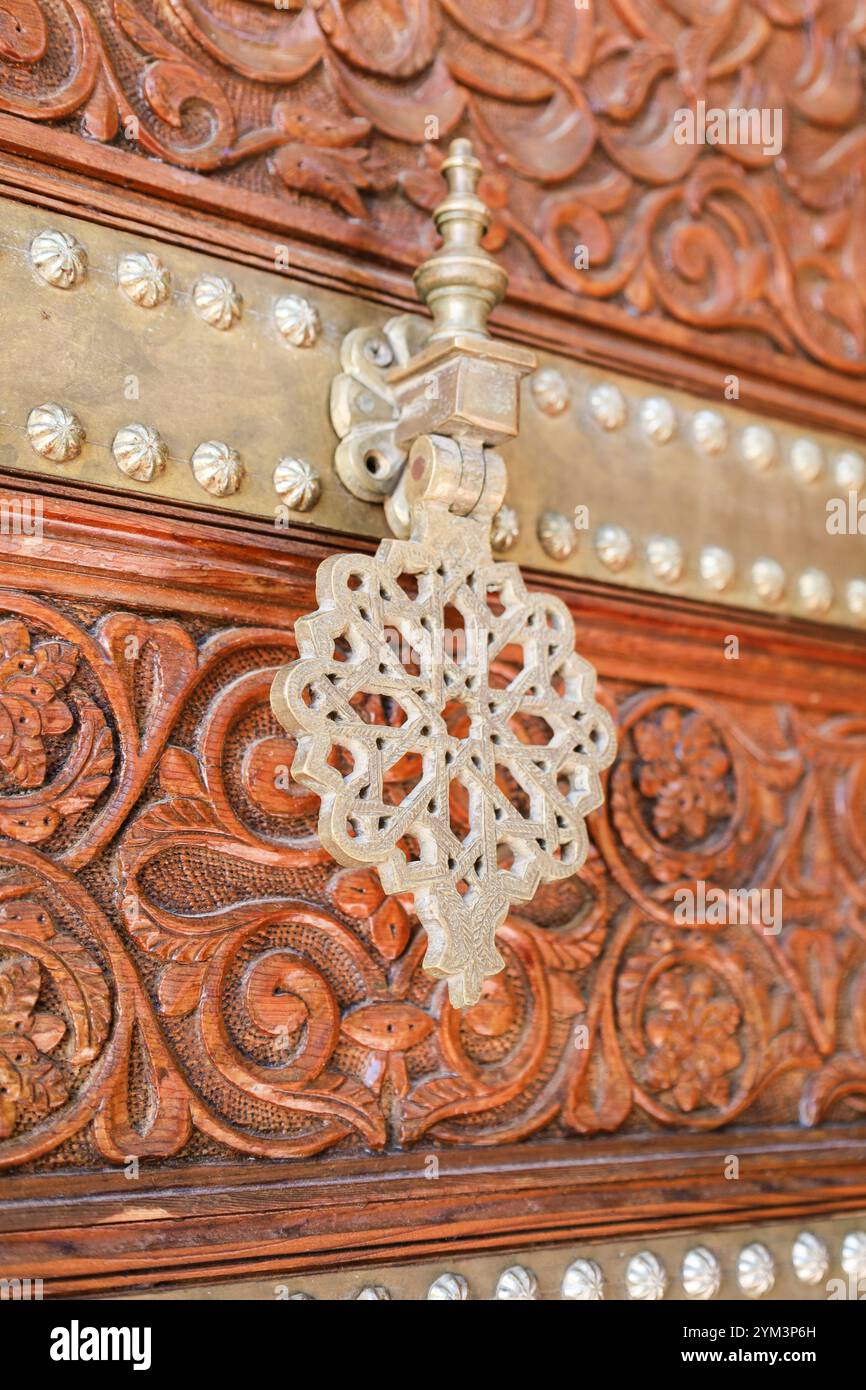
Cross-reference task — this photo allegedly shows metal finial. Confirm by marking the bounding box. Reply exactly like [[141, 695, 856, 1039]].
[[413, 138, 508, 343]]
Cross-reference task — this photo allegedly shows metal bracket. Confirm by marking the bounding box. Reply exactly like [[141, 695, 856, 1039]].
[[271, 140, 616, 1007]]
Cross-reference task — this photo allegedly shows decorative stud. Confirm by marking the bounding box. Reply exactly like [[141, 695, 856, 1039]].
[[699, 545, 735, 593], [191, 440, 244, 496], [30, 228, 87, 289], [797, 567, 833, 616], [427, 1273, 468, 1300], [112, 424, 168, 482], [691, 410, 727, 456], [789, 438, 823, 483], [791, 1232, 829, 1285], [646, 535, 683, 584], [737, 1242, 775, 1297], [639, 396, 676, 445], [740, 424, 777, 471], [682, 1247, 721, 1300], [587, 382, 625, 431], [530, 368, 570, 416], [355, 1286, 391, 1300], [562, 1258, 604, 1301], [751, 557, 785, 605], [274, 294, 321, 348], [495, 1266, 538, 1300], [117, 251, 171, 308], [273, 456, 321, 511], [26, 402, 85, 462], [490, 504, 519, 552], [595, 523, 633, 572], [833, 450, 866, 492], [841, 1230, 866, 1279], [363, 335, 394, 368], [625, 1251, 667, 1301], [193, 274, 242, 330], [846, 579, 866, 620], [538, 510, 575, 561]]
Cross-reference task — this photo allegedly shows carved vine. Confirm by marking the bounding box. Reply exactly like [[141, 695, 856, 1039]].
[[0, 1, 864, 373], [0, 595, 865, 1169]]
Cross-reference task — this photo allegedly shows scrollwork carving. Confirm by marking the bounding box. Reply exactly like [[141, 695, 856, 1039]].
[[1, 591, 865, 1171], [0, 2, 864, 376]]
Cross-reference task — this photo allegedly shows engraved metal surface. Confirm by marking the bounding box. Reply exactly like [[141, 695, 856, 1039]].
[[0, 197, 864, 627], [271, 142, 614, 1007]]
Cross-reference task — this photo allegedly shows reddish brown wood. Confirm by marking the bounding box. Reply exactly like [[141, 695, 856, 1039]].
[[0, 487, 864, 1292], [1, 4, 866, 435]]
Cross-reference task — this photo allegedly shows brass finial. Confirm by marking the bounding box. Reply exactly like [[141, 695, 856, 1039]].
[[413, 138, 508, 343]]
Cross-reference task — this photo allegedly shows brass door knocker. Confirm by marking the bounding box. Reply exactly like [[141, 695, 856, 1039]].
[[271, 140, 615, 1007]]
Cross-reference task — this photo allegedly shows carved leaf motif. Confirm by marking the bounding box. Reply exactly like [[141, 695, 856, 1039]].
[[0, 957, 68, 1137], [0, 0, 864, 376], [271, 144, 373, 219]]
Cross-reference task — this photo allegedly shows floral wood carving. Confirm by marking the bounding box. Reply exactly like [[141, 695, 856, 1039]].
[[1, 592, 866, 1171], [0, 2, 865, 377]]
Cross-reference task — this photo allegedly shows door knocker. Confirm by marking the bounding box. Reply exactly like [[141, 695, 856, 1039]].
[[271, 139, 616, 1007]]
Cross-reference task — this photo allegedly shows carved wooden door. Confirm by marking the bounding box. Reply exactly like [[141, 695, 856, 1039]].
[[1, 0, 865, 1305]]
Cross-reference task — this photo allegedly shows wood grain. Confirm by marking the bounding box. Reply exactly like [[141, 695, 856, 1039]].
[[0, 487, 864, 1298], [0, 3, 865, 435]]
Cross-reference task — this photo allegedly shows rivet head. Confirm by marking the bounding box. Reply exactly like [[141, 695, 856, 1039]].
[[737, 1243, 775, 1297], [117, 251, 171, 308], [595, 523, 633, 572], [427, 1273, 468, 1301], [26, 402, 85, 462], [538, 510, 575, 561], [841, 1230, 866, 1278], [495, 1265, 537, 1301], [740, 424, 777, 471], [646, 535, 683, 583], [682, 1247, 721, 1300], [274, 294, 320, 348], [273, 456, 321, 511], [562, 1258, 604, 1301], [846, 578, 866, 620], [751, 556, 785, 605], [30, 228, 87, 289], [692, 410, 727, 456], [355, 1286, 390, 1300], [789, 438, 823, 483], [797, 567, 833, 615], [112, 424, 168, 482], [531, 368, 570, 417], [588, 382, 626, 431], [626, 1251, 667, 1301], [699, 545, 735, 592], [491, 504, 519, 552], [191, 440, 244, 496], [639, 396, 676, 444], [193, 274, 242, 330], [834, 450, 866, 492], [791, 1232, 829, 1285], [363, 335, 394, 368]]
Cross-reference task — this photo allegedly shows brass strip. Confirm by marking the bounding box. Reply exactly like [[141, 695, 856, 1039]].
[[123, 1211, 866, 1302], [1, 196, 864, 629]]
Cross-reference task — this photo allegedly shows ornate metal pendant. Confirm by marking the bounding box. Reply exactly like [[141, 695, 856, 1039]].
[[271, 140, 615, 1006]]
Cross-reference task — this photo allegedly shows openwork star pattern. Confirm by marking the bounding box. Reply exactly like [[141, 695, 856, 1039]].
[[272, 520, 616, 1005]]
